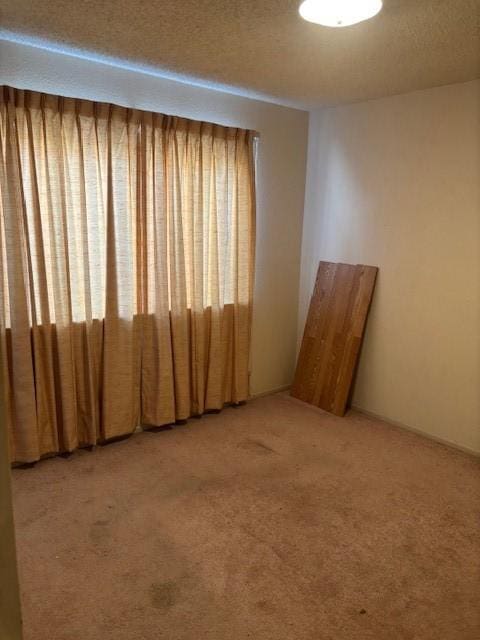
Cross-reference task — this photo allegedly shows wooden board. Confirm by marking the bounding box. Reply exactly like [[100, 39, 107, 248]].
[[291, 261, 378, 416]]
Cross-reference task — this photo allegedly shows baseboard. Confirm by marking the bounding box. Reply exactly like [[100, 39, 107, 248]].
[[249, 385, 291, 400], [351, 405, 480, 458]]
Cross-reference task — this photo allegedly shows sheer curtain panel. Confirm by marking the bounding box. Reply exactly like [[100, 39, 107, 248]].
[[0, 86, 256, 463]]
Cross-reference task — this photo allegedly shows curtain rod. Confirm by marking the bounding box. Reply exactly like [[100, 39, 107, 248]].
[[1, 84, 260, 138]]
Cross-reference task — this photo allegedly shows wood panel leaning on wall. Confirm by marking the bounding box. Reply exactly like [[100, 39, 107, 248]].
[[0, 86, 256, 464], [292, 261, 377, 416]]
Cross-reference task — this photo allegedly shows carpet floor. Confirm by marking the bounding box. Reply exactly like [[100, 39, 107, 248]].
[[12, 393, 480, 640]]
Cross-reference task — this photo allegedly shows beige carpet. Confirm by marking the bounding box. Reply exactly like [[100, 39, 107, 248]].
[[12, 393, 480, 640]]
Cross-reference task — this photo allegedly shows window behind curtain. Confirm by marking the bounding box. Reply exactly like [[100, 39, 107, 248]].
[[0, 88, 256, 327]]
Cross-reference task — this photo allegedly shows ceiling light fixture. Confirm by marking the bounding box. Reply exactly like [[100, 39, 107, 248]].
[[299, 0, 383, 28]]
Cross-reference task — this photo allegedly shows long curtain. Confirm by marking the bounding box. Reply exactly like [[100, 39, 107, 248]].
[[0, 86, 256, 463]]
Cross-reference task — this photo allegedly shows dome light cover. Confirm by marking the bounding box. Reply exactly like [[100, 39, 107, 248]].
[[299, 0, 383, 28]]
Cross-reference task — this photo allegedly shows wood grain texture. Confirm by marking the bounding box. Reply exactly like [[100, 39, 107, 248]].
[[292, 261, 378, 416]]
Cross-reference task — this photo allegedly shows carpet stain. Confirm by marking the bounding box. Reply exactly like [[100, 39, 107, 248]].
[[162, 475, 207, 499], [149, 580, 179, 610], [21, 508, 48, 527], [89, 519, 111, 545], [256, 599, 276, 614], [238, 439, 276, 455]]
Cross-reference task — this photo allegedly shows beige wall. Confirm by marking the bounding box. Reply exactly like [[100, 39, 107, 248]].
[[0, 370, 23, 639], [0, 38, 309, 397], [300, 80, 480, 453]]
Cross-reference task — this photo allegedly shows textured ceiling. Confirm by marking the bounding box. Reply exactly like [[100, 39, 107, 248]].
[[1, 0, 479, 108]]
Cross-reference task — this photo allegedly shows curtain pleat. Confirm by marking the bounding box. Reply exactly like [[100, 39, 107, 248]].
[[0, 87, 256, 463]]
